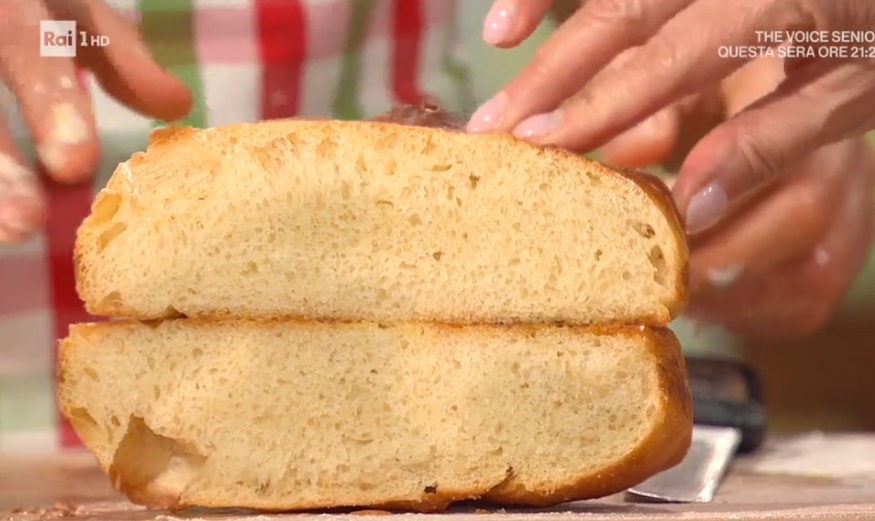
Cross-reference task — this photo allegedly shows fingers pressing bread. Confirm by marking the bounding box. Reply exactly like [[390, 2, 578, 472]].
[[468, 0, 692, 135], [474, 0, 875, 243]]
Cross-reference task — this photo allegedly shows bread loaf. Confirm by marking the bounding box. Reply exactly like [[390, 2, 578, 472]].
[[58, 320, 692, 512], [74, 119, 687, 325]]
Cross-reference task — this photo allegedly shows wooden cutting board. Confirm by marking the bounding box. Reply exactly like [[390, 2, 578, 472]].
[[3, 433, 875, 521]]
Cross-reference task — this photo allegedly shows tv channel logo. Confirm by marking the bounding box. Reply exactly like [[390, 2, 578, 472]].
[[40, 20, 110, 58]]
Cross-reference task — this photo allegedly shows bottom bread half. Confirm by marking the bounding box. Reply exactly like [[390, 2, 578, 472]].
[[57, 320, 692, 512]]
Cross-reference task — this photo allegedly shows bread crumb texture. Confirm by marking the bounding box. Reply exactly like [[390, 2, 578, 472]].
[[74, 120, 687, 325], [58, 321, 692, 512]]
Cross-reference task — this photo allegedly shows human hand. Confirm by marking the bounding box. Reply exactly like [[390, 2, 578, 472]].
[[685, 137, 874, 339], [0, 0, 192, 244], [468, 0, 875, 237], [601, 57, 875, 339]]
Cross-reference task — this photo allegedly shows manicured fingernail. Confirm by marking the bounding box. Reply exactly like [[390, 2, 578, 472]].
[[467, 92, 508, 133], [706, 263, 744, 290], [38, 103, 88, 174], [813, 248, 830, 267], [685, 182, 728, 233], [482, 1, 514, 45], [513, 110, 562, 139]]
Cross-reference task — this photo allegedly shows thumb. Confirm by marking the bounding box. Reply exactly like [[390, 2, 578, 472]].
[[599, 107, 679, 169]]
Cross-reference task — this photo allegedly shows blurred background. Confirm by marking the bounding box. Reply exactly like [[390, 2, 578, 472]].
[[460, 2, 875, 435]]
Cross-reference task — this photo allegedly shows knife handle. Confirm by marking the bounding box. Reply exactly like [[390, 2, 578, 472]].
[[683, 357, 767, 454]]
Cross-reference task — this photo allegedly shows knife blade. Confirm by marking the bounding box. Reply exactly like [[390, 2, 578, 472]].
[[627, 357, 767, 503]]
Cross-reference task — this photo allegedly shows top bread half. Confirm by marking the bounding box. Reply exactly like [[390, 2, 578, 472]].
[[74, 116, 688, 325]]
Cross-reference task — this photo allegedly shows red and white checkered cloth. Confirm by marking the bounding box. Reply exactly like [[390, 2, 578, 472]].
[[0, 0, 473, 454]]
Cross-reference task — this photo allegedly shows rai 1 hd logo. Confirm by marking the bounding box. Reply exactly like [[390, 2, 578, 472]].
[[39, 20, 110, 57]]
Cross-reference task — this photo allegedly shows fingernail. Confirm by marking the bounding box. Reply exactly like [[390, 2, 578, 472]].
[[706, 263, 745, 290], [813, 248, 830, 267], [513, 110, 562, 139], [685, 182, 728, 233], [467, 92, 508, 133], [37, 143, 67, 175], [482, 1, 514, 45]]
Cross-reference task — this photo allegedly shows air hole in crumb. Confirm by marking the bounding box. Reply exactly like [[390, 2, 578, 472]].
[[376, 200, 394, 208], [110, 416, 121, 427], [424, 485, 438, 494], [83, 367, 99, 381], [91, 193, 122, 225], [192, 348, 203, 360], [66, 408, 105, 452], [98, 222, 128, 252], [431, 164, 452, 172], [649, 245, 669, 286], [385, 158, 397, 176], [421, 139, 437, 155], [409, 214, 422, 225], [632, 221, 656, 239], [98, 291, 123, 310], [67, 408, 98, 441], [469, 175, 480, 189], [622, 271, 631, 281], [594, 249, 603, 261], [432, 251, 444, 261], [110, 416, 206, 497], [161, 306, 183, 319]]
